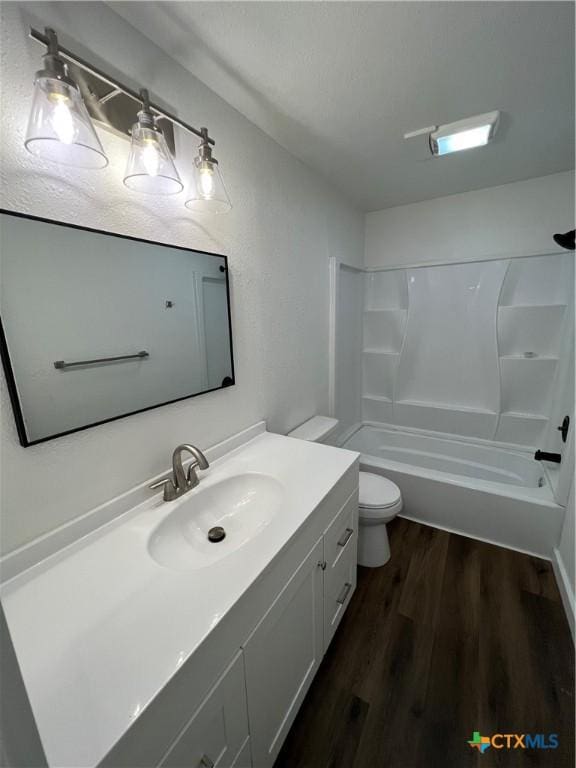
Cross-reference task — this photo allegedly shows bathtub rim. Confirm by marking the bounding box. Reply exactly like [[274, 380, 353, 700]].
[[341, 419, 544, 456], [340, 420, 561, 508]]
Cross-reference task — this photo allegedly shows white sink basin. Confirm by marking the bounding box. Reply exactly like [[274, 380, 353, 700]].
[[148, 473, 284, 570]]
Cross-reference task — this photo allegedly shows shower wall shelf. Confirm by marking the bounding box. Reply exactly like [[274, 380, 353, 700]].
[[394, 399, 497, 414], [494, 253, 572, 443], [500, 411, 549, 419], [500, 355, 558, 363], [497, 305, 566, 356], [499, 346, 558, 415], [499, 253, 572, 306], [363, 308, 407, 352], [364, 271, 408, 310], [363, 349, 399, 400], [362, 271, 408, 407], [498, 303, 567, 308], [363, 308, 408, 313]]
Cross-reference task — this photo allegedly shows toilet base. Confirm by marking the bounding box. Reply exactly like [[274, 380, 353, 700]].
[[358, 521, 391, 567]]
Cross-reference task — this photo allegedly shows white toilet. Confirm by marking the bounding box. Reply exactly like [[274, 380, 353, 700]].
[[287, 416, 403, 567], [357, 471, 402, 567]]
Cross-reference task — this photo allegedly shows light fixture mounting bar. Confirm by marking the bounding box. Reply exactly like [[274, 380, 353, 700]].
[[29, 26, 215, 146]]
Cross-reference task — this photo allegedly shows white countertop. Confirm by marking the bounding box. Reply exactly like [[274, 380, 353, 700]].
[[1, 431, 358, 767]]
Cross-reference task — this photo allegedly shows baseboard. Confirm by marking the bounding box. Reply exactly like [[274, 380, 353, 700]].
[[552, 548, 575, 641]]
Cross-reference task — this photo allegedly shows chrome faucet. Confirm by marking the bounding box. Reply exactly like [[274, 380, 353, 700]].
[[150, 444, 210, 501]]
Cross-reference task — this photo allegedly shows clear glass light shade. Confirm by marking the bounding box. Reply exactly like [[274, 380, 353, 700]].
[[185, 158, 232, 214], [25, 76, 108, 168], [123, 122, 183, 195]]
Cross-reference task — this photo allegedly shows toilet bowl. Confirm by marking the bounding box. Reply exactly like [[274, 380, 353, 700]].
[[358, 471, 402, 567], [287, 416, 403, 568]]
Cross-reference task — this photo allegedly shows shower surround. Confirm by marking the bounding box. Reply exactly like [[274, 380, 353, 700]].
[[330, 251, 574, 557], [361, 253, 573, 447]]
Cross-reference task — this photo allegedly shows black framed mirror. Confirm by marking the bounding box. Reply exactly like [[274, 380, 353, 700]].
[[0, 210, 235, 446]]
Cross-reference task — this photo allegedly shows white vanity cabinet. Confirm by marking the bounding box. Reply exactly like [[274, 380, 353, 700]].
[[157, 652, 250, 768], [4, 430, 359, 768], [243, 538, 324, 768], [155, 534, 332, 768], [240, 493, 358, 767], [148, 488, 359, 768], [128, 485, 359, 768]]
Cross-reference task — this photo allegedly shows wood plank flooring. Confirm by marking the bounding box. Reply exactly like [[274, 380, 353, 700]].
[[275, 519, 575, 768]]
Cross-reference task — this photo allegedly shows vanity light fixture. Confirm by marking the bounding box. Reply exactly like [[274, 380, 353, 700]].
[[25, 27, 231, 212], [123, 89, 183, 195], [185, 128, 232, 213], [24, 28, 108, 168], [429, 111, 500, 156]]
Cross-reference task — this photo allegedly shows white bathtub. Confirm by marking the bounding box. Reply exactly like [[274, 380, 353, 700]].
[[341, 424, 565, 558]]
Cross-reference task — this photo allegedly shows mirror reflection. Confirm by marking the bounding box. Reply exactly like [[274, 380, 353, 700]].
[[0, 211, 234, 445]]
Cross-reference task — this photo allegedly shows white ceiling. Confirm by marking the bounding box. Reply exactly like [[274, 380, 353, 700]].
[[110, 1, 575, 211]]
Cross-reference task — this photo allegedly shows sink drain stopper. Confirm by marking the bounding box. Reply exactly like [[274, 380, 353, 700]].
[[208, 526, 226, 543]]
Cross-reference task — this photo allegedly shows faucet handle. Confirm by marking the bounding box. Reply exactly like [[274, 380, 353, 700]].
[[187, 455, 209, 487], [150, 477, 171, 490], [186, 463, 200, 486], [149, 477, 177, 501]]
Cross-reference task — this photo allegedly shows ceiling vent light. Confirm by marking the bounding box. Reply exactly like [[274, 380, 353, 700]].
[[429, 111, 500, 157]]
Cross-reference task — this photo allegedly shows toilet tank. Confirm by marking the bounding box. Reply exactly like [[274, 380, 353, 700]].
[[287, 416, 339, 443]]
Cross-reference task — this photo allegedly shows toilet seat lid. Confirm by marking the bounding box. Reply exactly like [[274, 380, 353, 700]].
[[359, 471, 401, 509]]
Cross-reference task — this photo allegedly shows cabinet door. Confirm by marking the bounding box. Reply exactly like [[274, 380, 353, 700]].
[[158, 651, 250, 768], [243, 538, 324, 768]]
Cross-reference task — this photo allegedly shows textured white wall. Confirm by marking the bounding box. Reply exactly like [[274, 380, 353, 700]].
[[0, 2, 364, 555], [365, 171, 575, 269]]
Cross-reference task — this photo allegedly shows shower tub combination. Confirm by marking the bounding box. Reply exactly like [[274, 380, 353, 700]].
[[341, 424, 565, 557]]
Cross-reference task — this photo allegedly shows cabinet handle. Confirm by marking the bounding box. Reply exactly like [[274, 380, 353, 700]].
[[336, 582, 352, 605], [199, 756, 214, 768], [337, 528, 354, 547]]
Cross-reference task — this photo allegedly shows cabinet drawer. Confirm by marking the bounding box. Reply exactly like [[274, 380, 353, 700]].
[[158, 651, 250, 768], [324, 538, 357, 650], [324, 490, 358, 570]]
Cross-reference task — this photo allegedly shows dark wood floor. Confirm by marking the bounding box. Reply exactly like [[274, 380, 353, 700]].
[[275, 518, 575, 768]]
